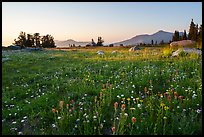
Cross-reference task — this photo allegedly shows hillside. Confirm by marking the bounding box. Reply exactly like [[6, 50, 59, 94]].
[[113, 30, 183, 46], [55, 39, 91, 47]]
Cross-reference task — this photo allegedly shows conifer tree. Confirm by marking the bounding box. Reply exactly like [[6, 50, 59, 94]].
[[182, 30, 187, 40], [172, 30, 180, 41], [188, 19, 196, 41]]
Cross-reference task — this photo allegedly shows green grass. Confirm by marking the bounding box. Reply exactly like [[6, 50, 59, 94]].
[[2, 45, 202, 135]]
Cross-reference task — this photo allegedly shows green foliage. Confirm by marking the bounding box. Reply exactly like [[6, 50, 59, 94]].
[[162, 46, 173, 57], [188, 19, 202, 42], [182, 30, 187, 40], [41, 35, 56, 48], [172, 30, 180, 41], [13, 31, 56, 48], [96, 37, 104, 46], [13, 31, 27, 48], [2, 46, 202, 135]]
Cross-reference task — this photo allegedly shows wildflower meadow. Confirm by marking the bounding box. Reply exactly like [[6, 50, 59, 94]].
[[2, 46, 202, 135]]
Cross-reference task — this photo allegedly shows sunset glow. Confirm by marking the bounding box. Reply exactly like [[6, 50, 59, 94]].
[[2, 2, 202, 46]]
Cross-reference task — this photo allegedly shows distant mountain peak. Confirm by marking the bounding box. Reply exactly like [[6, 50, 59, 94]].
[[158, 30, 165, 33], [66, 39, 75, 42], [113, 30, 174, 46], [55, 39, 91, 47]]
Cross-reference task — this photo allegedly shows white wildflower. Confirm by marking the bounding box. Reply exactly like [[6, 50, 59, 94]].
[[52, 124, 56, 128], [18, 132, 23, 135]]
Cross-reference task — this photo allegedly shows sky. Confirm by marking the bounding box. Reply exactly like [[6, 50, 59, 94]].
[[2, 2, 202, 46]]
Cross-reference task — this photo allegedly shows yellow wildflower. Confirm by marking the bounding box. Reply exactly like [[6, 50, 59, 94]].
[[163, 116, 167, 120], [130, 108, 136, 111], [139, 100, 143, 103], [164, 106, 169, 111], [160, 102, 165, 108]]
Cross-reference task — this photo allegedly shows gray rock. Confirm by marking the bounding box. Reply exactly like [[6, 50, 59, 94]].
[[129, 46, 140, 51], [170, 40, 196, 47], [172, 47, 202, 57], [97, 50, 104, 55]]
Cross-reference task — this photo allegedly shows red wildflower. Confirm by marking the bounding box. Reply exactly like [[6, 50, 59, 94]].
[[164, 92, 166, 97], [174, 92, 178, 99], [112, 127, 116, 133], [114, 102, 118, 109], [52, 108, 55, 113], [66, 104, 69, 109], [168, 95, 171, 102], [178, 96, 183, 101], [132, 117, 137, 123], [121, 104, 126, 111], [71, 99, 75, 104], [110, 84, 113, 89]]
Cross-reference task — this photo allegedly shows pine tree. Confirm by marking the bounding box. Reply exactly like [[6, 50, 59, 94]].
[[197, 24, 202, 44], [160, 40, 164, 45], [188, 19, 196, 41], [182, 30, 187, 40], [195, 24, 199, 41], [151, 39, 154, 45], [172, 30, 180, 41]]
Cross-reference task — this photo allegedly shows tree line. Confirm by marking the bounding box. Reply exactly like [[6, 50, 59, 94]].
[[87, 37, 104, 47], [13, 31, 56, 49], [172, 19, 202, 43]]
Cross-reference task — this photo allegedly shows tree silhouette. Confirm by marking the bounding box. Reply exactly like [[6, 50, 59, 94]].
[[172, 30, 180, 41], [33, 33, 41, 48], [41, 34, 56, 48], [160, 40, 164, 45], [188, 19, 197, 41], [96, 37, 104, 46], [25, 34, 34, 47], [182, 30, 187, 40], [151, 40, 154, 45], [13, 31, 27, 49], [91, 39, 96, 46], [197, 24, 202, 44], [13, 31, 56, 48]]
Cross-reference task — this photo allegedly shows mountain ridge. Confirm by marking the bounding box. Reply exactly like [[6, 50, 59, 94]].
[[113, 30, 175, 46], [55, 30, 184, 47]]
